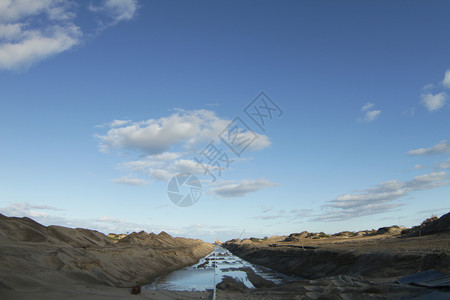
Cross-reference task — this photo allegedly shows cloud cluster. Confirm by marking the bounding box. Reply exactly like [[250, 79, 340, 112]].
[[315, 139, 450, 222], [118, 153, 223, 182], [116, 153, 278, 198], [316, 171, 450, 221], [0, 202, 63, 218], [439, 159, 450, 169], [421, 93, 447, 112], [210, 178, 278, 198], [420, 69, 450, 112], [253, 207, 313, 221], [99, 110, 274, 198], [0, 0, 139, 71], [89, 0, 138, 27], [96, 109, 271, 154], [359, 102, 381, 122], [443, 69, 450, 89], [111, 175, 149, 186], [408, 140, 450, 156], [0, 0, 81, 70]]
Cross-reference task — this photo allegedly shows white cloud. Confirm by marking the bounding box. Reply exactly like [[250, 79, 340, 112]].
[[0, 0, 73, 22], [104, 0, 138, 21], [96, 109, 271, 155], [0, 21, 81, 70], [438, 158, 450, 169], [253, 208, 313, 221], [148, 169, 174, 181], [99, 110, 272, 186], [358, 103, 381, 122], [110, 119, 131, 127], [120, 155, 223, 182], [148, 152, 183, 161], [443, 69, 450, 89], [0, 0, 139, 71], [0, 0, 80, 70], [173, 159, 216, 174], [361, 102, 374, 111], [421, 92, 447, 112], [210, 178, 279, 198], [0, 23, 24, 40], [408, 140, 450, 156], [0, 202, 64, 219], [362, 110, 381, 122], [120, 159, 162, 171], [111, 175, 149, 186], [97, 216, 125, 223], [316, 171, 450, 221], [422, 83, 434, 91], [89, 0, 138, 26]]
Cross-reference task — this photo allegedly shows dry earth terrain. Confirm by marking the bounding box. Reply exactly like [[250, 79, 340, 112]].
[[220, 213, 450, 299], [0, 213, 214, 299], [1, 212, 449, 299]]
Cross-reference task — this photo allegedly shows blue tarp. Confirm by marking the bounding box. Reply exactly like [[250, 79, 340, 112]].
[[397, 269, 450, 288]]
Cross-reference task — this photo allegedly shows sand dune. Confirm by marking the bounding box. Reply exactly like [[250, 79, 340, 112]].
[[0, 214, 214, 299]]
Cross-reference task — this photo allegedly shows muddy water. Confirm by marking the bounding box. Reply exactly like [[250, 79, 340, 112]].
[[144, 245, 296, 292]]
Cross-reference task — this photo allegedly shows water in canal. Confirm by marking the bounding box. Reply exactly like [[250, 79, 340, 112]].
[[144, 245, 296, 292]]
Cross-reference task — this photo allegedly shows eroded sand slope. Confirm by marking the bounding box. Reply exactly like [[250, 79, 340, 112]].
[[0, 214, 214, 299]]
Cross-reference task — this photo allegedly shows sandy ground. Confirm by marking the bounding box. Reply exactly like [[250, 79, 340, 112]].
[[0, 214, 214, 300], [1, 213, 449, 299], [219, 232, 450, 299]]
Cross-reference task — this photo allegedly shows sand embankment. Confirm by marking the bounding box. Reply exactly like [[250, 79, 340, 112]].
[[0, 213, 214, 299], [223, 212, 450, 279], [218, 213, 450, 299], [223, 239, 449, 279]]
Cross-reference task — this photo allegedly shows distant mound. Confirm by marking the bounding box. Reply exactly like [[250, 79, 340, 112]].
[[0, 214, 50, 243], [0, 213, 116, 247], [116, 230, 156, 246], [116, 230, 202, 250], [376, 225, 405, 235], [404, 212, 450, 237]]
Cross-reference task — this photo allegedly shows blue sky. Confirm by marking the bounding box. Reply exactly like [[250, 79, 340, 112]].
[[1, 0, 450, 242]]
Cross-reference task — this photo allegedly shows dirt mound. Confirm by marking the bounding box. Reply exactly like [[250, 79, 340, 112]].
[[283, 231, 309, 241], [406, 212, 450, 237], [0, 213, 214, 298], [267, 235, 284, 241], [283, 236, 299, 242], [0, 214, 118, 248], [289, 231, 309, 238], [116, 230, 202, 250], [47, 226, 116, 247], [116, 230, 155, 246], [333, 231, 358, 237], [376, 226, 405, 235], [0, 215, 53, 243]]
